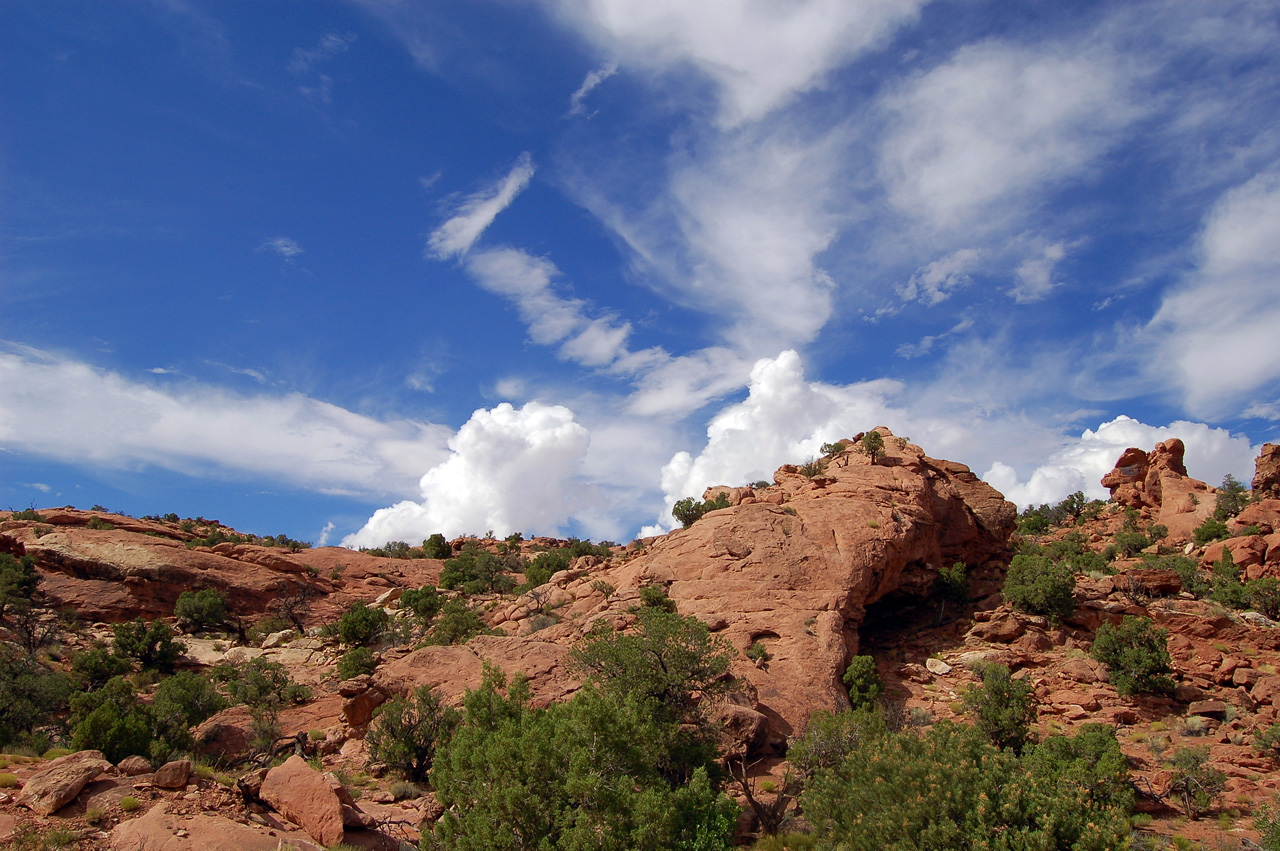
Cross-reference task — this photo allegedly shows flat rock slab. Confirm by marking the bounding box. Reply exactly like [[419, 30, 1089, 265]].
[[260, 755, 346, 847], [17, 750, 112, 815], [109, 803, 323, 851]]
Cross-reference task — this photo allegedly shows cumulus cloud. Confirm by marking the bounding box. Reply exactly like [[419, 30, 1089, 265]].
[[427, 153, 535, 259], [546, 0, 927, 126], [642, 350, 915, 533], [982, 415, 1259, 508], [567, 61, 617, 115], [880, 40, 1139, 229], [0, 345, 450, 496], [342, 401, 591, 545], [1145, 168, 1280, 416]]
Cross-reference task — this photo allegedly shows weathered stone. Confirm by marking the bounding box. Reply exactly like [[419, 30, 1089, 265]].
[[1188, 700, 1229, 719], [152, 759, 191, 789], [117, 755, 152, 776], [925, 657, 952, 675], [259, 755, 346, 847], [16, 750, 111, 815], [109, 801, 323, 851]]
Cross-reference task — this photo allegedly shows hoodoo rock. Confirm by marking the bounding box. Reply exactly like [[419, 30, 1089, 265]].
[[1255, 443, 1280, 500], [1100, 438, 1215, 541]]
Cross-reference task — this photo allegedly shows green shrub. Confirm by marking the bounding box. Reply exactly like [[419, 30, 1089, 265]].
[[152, 670, 228, 728], [1002, 554, 1076, 620], [671, 494, 732, 529], [424, 600, 487, 645], [638, 584, 677, 612], [0, 647, 73, 751], [439, 544, 517, 595], [1091, 616, 1174, 696], [746, 641, 770, 663], [1112, 529, 1151, 558], [0, 552, 41, 622], [112, 619, 184, 673], [1168, 746, 1226, 819], [10, 508, 43, 522], [119, 795, 140, 812], [1214, 473, 1250, 520], [798, 457, 828, 478], [1145, 553, 1208, 597], [1258, 799, 1280, 851], [788, 708, 886, 778], [71, 645, 133, 689], [422, 534, 452, 559], [337, 601, 390, 647], [1209, 547, 1250, 609], [337, 647, 378, 680], [854, 431, 884, 465], [68, 677, 155, 764], [962, 662, 1036, 753], [367, 685, 459, 782], [173, 589, 227, 633], [214, 656, 312, 707], [1254, 724, 1280, 762], [800, 719, 1132, 851], [428, 670, 735, 851], [1193, 517, 1230, 546], [390, 780, 423, 800], [1248, 577, 1280, 619], [521, 562, 554, 589], [400, 585, 442, 625], [841, 655, 883, 711]]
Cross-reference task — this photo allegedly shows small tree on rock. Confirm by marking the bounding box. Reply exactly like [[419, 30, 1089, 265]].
[[367, 685, 459, 782], [855, 431, 885, 465]]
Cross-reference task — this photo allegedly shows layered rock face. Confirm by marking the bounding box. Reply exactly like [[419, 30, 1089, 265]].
[[378, 428, 1015, 744], [1100, 438, 1216, 541], [0, 510, 441, 625], [1255, 443, 1280, 500]]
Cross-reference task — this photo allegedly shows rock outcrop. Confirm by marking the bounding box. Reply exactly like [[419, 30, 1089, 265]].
[[1255, 443, 1280, 500], [1100, 439, 1215, 541]]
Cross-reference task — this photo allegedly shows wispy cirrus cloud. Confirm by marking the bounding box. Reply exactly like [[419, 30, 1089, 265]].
[[427, 153, 535, 259], [567, 61, 617, 116], [288, 31, 356, 104], [259, 236, 304, 259]]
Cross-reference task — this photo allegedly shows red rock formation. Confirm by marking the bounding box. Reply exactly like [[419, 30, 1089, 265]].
[[1255, 443, 1280, 500], [1100, 439, 1215, 541]]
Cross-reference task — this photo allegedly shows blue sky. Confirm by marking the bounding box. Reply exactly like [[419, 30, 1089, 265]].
[[2, 0, 1277, 546]]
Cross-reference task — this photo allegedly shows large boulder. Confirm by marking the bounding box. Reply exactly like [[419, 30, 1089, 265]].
[[259, 755, 347, 847], [16, 750, 112, 815]]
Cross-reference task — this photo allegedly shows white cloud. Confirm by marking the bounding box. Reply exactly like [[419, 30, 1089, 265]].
[[546, 0, 927, 126], [982, 414, 1258, 508], [427, 153, 535, 259], [0, 345, 450, 497], [643, 349, 915, 533], [880, 40, 1139, 229], [567, 61, 617, 115], [289, 32, 356, 104], [342, 401, 591, 545], [896, 248, 980, 306], [260, 236, 304, 259], [1145, 168, 1280, 416], [317, 521, 336, 546], [463, 247, 636, 368], [1011, 241, 1066, 303]]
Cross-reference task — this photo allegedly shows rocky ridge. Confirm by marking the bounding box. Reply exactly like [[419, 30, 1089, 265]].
[[1, 430, 1279, 847]]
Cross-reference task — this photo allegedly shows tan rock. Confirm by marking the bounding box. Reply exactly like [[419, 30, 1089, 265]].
[[152, 759, 191, 789], [16, 750, 111, 815], [109, 801, 323, 851], [116, 755, 152, 776], [259, 755, 346, 847]]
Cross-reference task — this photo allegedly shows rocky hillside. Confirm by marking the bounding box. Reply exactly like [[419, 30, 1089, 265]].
[[1, 431, 1279, 849]]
